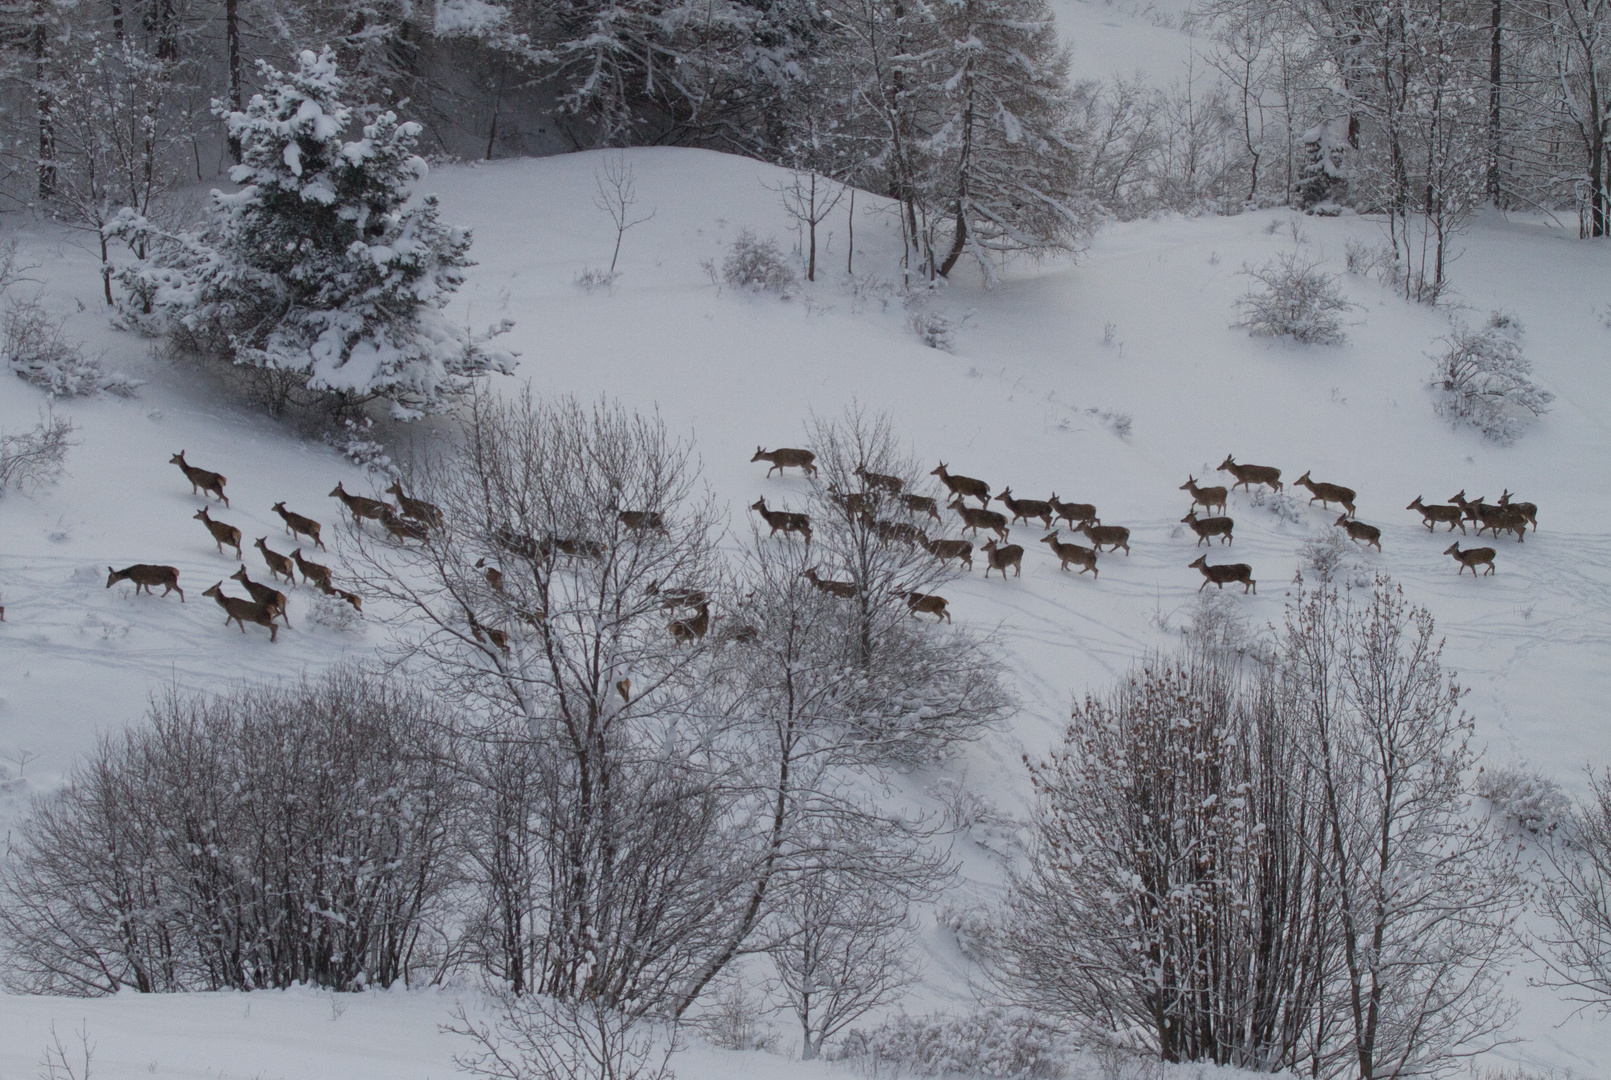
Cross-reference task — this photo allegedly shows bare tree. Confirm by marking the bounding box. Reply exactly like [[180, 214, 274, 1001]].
[[451, 994, 681, 1080], [0, 410, 73, 494], [594, 154, 656, 276], [1530, 769, 1611, 1015], [768, 170, 845, 282]]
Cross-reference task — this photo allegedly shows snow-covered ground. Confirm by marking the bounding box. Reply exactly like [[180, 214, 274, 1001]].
[[3, 10, 1610, 1072]]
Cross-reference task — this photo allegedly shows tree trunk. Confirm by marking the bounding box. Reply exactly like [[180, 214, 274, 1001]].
[[227, 0, 243, 162], [32, 0, 53, 200], [1487, 0, 1502, 203]]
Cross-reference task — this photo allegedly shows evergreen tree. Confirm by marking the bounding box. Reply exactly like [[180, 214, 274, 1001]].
[[113, 48, 514, 417]]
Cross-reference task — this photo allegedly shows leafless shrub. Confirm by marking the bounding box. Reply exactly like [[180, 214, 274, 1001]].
[[37, 1020, 95, 1080], [4, 297, 106, 398], [1531, 769, 1611, 1014], [1299, 528, 1370, 588], [1474, 765, 1570, 835], [834, 1008, 1066, 1078], [722, 229, 797, 294], [687, 973, 778, 1053], [575, 268, 620, 292], [0, 412, 74, 495], [1234, 251, 1354, 344], [1344, 238, 1398, 281], [450, 995, 680, 1080]]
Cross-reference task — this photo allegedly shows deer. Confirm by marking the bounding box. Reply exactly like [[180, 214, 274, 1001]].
[[617, 509, 667, 534], [322, 582, 363, 612], [1294, 471, 1356, 516], [1498, 490, 1538, 533], [827, 485, 875, 517], [922, 535, 974, 570], [170, 451, 228, 506], [201, 582, 279, 642], [1189, 555, 1256, 594], [385, 482, 442, 526], [802, 566, 858, 598], [980, 538, 1024, 579], [468, 614, 510, 653], [1445, 542, 1496, 576], [751, 497, 811, 542], [931, 462, 991, 507], [1451, 492, 1518, 540], [253, 538, 297, 587], [330, 481, 390, 522], [648, 579, 708, 610], [1217, 454, 1283, 493], [493, 526, 540, 562], [752, 446, 818, 478], [900, 493, 943, 523], [1048, 494, 1099, 528], [272, 503, 325, 551], [949, 497, 1010, 541], [194, 506, 243, 559], [669, 601, 712, 643], [1334, 514, 1382, 552], [854, 465, 905, 494], [230, 565, 290, 626], [107, 564, 183, 601], [539, 535, 606, 561], [994, 488, 1053, 528], [380, 508, 429, 543], [1076, 520, 1130, 555], [1407, 496, 1467, 533], [903, 591, 951, 623], [869, 519, 928, 547], [1181, 510, 1234, 546], [1040, 532, 1098, 577], [1179, 476, 1228, 515], [291, 548, 333, 592], [476, 558, 505, 593]]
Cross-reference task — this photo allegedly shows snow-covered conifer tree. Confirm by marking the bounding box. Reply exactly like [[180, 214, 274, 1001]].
[[114, 48, 513, 417]]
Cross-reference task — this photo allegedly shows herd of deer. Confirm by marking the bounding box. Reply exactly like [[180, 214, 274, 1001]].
[[102, 451, 441, 641], [747, 444, 1539, 625]]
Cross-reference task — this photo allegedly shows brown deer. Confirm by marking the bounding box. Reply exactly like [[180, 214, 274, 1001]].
[[1451, 492, 1519, 540], [1334, 514, 1382, 552], [1179, 476, 1228, 515], [980, 538, 1024, 579], [321, 582, 363, 612], [854, 465, 904, 494], [1444, 542, 1496, 576], [476, 558, 505, 592], [668, 601, 712, 643], [994, 488, 1053, 528], [380, 508, 429, 542], [1076, 520, 1131, 555], [903, 591, 951, 623], [1407, 496, 1467, 533], [201, 582, 279, 642], [931, 462, 991, 507], [194, 506, 243, 559], [648, 579, 708, 610], [291, 548, 333, 591], [827, 485, 874, 516], [922, 535, 974, 570], [107, 564, 183, 601], [1181, 510, 1234, 546], [1048, 494, 1098, 528], [750, 497, 811, 542], [1498, 490, 1538, 533], [900, 493, 943, 524], [468, 614, 510, 652], [1040, 532, 1098, 577], [254, 538, 297, 586], [272, 503, 325, 551], [1217, 455, 1282, 493], [1294, 471, 1356, 516], [539, 535, 606, 561], [949, 497, 1010, 541], [869, 519, 928, 547], [1189, 555, 1256, 594], [170, 451, 228, 506], [802, 566, 858, 598], [752, 446, 818, 478], [617, 509, 667, 534], [230, 565, 290, 626], [385, 482, 442, 526], [330, 481, 390, 522]]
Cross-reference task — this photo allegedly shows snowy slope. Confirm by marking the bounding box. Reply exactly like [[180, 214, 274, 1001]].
[[2, 147, 1609, 1075]]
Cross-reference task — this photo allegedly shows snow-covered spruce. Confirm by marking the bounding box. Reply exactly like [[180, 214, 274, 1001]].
[[109, 49, 514, 419]]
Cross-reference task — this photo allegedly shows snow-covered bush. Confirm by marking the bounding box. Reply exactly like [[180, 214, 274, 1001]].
[[326, 416, 395, 475], [109, 49, 514, 419], [1474, 766, 1570, 835], [720, 228, 797, 294], [308, 589, 365, 631], [1430, 322, 1553, 445], [1300, 528, 1370, 588], [1234, 251, 1353, 345], [0, 412, 74, 495], [4, 298, 104, 398], [835, 1009, 1066, 1078], [1344, 238, 1398, 283]]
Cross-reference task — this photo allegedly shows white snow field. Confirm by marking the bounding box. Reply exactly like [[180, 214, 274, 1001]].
[[4, 64, 1611, 1080]]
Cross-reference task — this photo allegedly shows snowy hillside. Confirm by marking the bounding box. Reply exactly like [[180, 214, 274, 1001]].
[[2, 142, 1608, 1077]]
